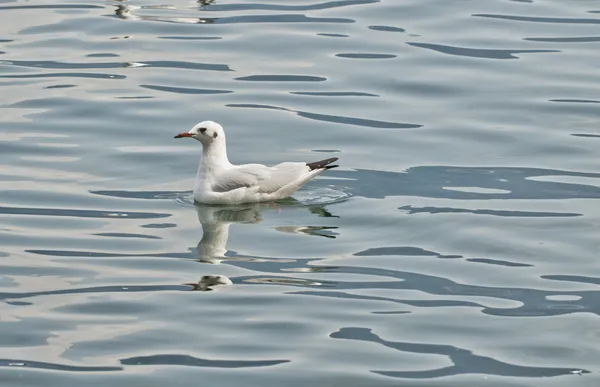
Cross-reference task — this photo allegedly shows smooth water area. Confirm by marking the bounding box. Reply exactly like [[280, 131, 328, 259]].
[[1, 0, 600, 385]]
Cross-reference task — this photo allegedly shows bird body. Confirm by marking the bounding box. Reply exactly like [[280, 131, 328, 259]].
[[175, 121, 338, 205]]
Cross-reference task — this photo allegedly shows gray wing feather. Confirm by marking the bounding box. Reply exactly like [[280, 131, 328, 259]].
[[257, 162, 307, 193], [211, 163, 308, 194], [211, 167, 261, 193], [211, 179, 253, 193]]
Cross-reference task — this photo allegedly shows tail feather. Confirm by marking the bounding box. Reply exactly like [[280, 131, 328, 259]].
[[306, 157, 339, 171]]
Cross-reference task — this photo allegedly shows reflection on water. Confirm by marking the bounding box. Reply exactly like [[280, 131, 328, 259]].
[[335, 166, 600, 200], [114, 4, 217, 25], [186, 275, 233, 291], [196, 201, 340, 264], [112, 3, 357, 25], [331, 328, 588, 378], [195, 203, 264, 264], [407, 42, 560, 60]]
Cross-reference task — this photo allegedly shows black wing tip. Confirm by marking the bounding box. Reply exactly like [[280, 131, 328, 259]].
[[307, 157, 339, 171]]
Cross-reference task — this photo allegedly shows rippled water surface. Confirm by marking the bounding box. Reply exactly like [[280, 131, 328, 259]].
[[2, 0, 600, 385]]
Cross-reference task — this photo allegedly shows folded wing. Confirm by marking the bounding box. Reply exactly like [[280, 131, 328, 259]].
[[212, 162, 309, 194]]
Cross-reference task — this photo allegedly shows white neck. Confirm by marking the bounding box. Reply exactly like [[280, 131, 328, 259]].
[[199, 140, 232, 173], [194, 140, 231, 196]]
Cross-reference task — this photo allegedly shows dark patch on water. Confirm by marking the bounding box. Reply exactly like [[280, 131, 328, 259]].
[[198, 0, 377, 12], [140, 84, 233, 95], [474, 14, 600, 25], [331, 328, 589, 378], [317, 33, 349, 37], [525, 36, 600, 43], [44, 84, 76, 89], [368, 25, 405, 32], [158, 36, 222, 40], [4, 60, 232, 72], [0, 359, 120, 372], [466, 258, 533, 268], [227, 103, 421, 129], [408, 42, 559, 59], [550, 99, 600, 103], [291, 91, 378, 97], [235, 75, 327, 82], [0, 4, 103, 10], [0, 206, 170, 219], [335, 53, 397, 59], [399, 205, 581, 217], [93, 233, 162, 240], [0, 73, 126, 79], [120, 354, 289, 368], [86, 53, 120, 58], [141, 223, 177, 228]]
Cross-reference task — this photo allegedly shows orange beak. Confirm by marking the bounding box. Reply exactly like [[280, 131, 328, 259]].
[[174, 132, 193, 138]]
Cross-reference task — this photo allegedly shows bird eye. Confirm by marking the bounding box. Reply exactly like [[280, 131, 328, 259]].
[[213, 133, 218, 138], [199, 128, 207, 133]]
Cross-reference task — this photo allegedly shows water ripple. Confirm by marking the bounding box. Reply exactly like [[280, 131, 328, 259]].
[[229, 261, 600, 317], [158, 36, 222, 40], [227, 103, 422, 129], [0, 359, 120, 372], [113, 6, 355, 25], [197, 0, 378, 11], [542, 275, 600, 286], [354, 246, 461, 258], [0, 206, 170, 219], [466, 258, 533, 268], [399, 205, 581, 218], [235, 75, 326, 82], [296, 290, 484, 310], [317, 33, 348, 38], [120, 354, 289, 368], [331, 328, 589, 378], [330, 166, 600, 199], [4, 60, 232, 72], [525, 36, 600, 43], [0, 5, 103, 11], [368, 25, 405, 32], [550, 99, 600, 104], [140, 84, 233, 95], [408, 42, 559, 59], [0, 73, 125, 80], [335, 53, 397, 59], [474, 13, 600, 25], [0, 284, 189, 302], [290, 91, 379, 97]]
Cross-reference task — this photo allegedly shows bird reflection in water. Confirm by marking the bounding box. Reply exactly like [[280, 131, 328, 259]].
[[195, 203, 264, 265], [194, 201, 339, 264], [113, 4, 217, 24], [197, 0, 217, 7], [186, 199, 338, 291], [185, 275, 233, 291], [190, 201, 339, 289]]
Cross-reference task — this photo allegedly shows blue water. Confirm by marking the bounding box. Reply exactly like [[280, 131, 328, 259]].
[[1, 0, 599, 385]]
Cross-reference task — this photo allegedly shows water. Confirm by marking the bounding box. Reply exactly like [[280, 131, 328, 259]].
[[1, 0, 599, 385]]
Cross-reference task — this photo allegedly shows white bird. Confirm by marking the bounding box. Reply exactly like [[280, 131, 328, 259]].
[[175, 121, 339, 205]]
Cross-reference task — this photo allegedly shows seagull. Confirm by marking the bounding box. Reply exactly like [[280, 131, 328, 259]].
[[175, 121, 339, 205]]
